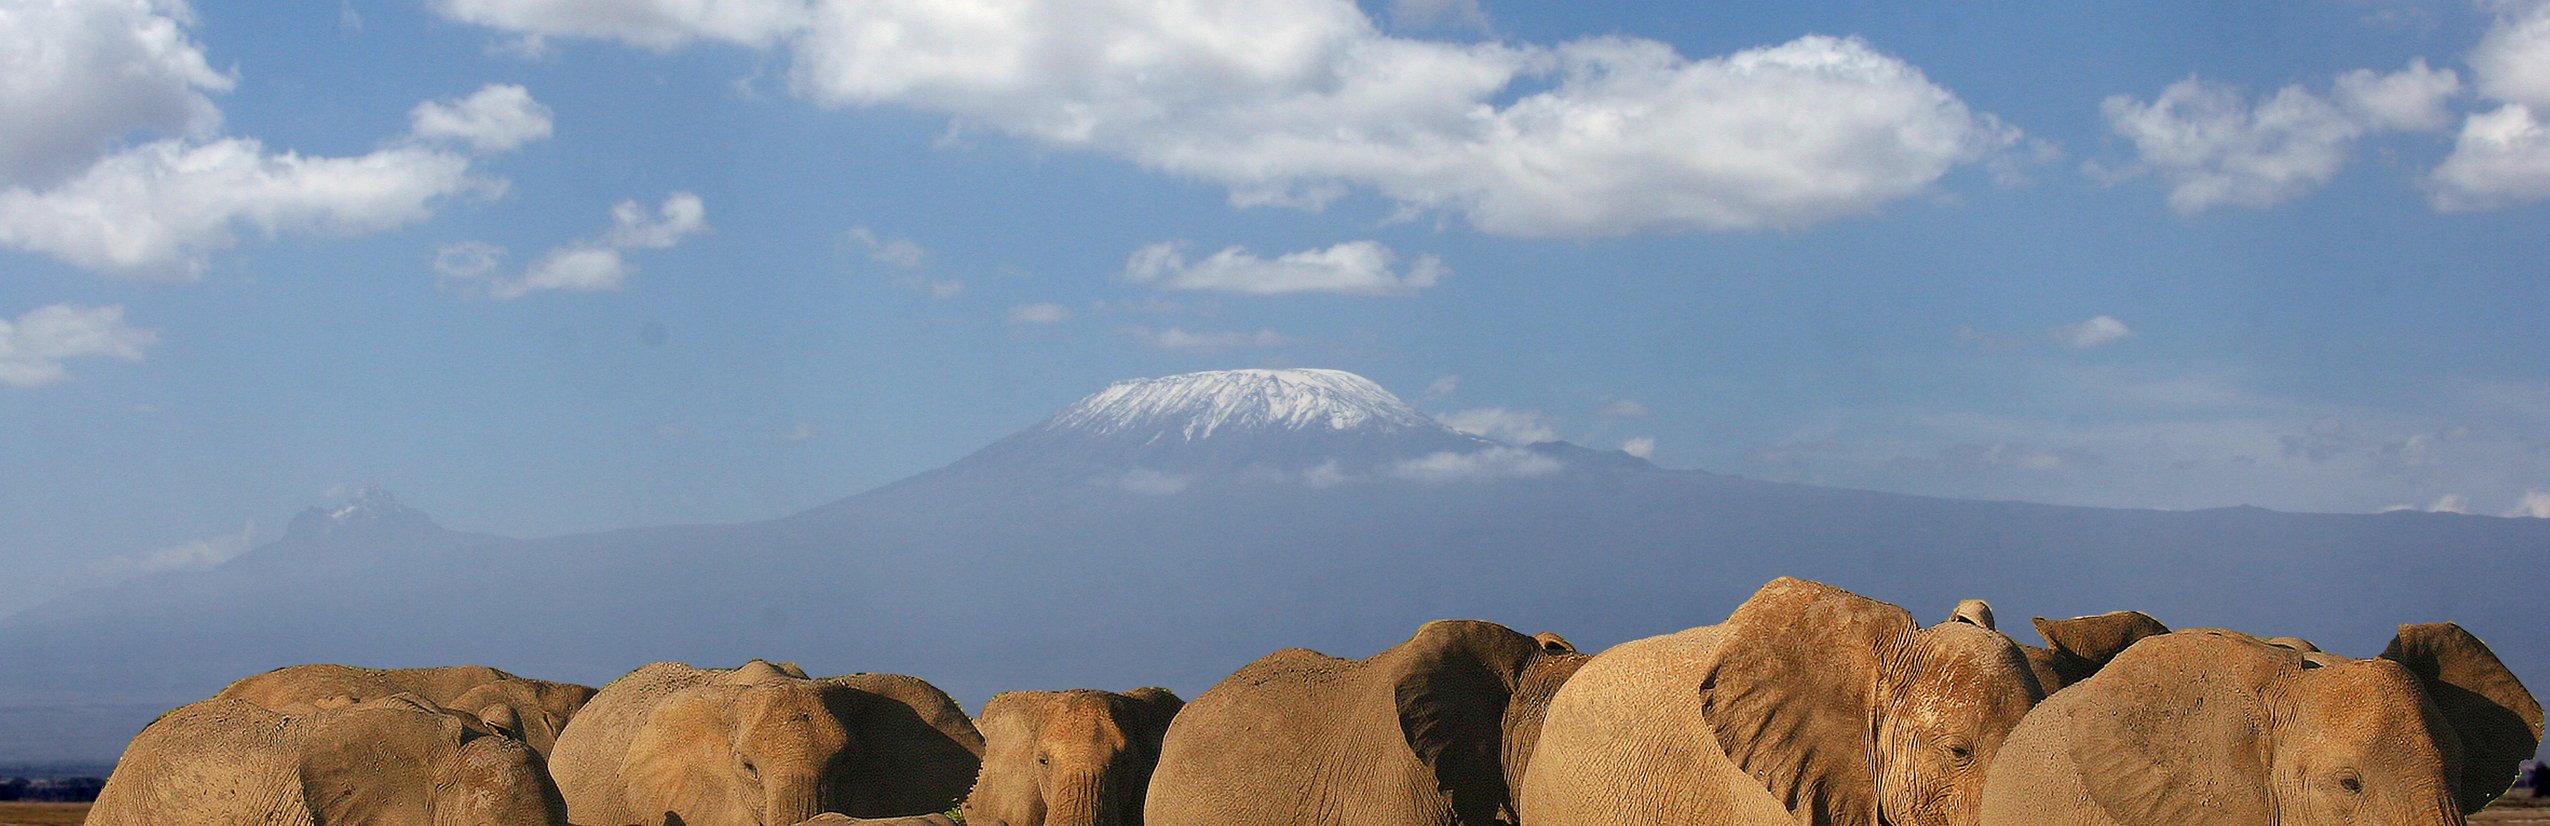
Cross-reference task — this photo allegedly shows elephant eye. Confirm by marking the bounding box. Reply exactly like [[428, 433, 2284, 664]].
[[2336, 773, 2363, 794], [1946, 743, 1974, 767], [1036, 753, 1050, 766]]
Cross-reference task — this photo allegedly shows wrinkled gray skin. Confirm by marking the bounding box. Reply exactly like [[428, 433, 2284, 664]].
[[1523, 578, 2044, 826], [1979, 625, 2546, 826], [215, 663, 596, 761], [87, 694, 568, 826], [1146, 620, 1587, 826], [964, 687, 1183, 826], [549, 660, 985, 826]]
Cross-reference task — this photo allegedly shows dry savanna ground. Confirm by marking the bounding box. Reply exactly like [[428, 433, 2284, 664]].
[[1, 795, 2544, 824]]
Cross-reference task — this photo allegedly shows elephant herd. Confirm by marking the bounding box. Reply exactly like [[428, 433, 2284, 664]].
[[83, 576, 2543, 826]]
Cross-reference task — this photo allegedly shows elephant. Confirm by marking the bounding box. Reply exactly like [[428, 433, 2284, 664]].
[[1144, 620, 1586, 826], [548, 659, 985, 826], [215, 663, 597, 759], [2005, 610, 2170, 695], [85, 693, 568, 825], [1977, 624, 2545, 826], [1521, 577, 2043, 826], [963, 687, 1183, 826], [791, 815, 960, 825]]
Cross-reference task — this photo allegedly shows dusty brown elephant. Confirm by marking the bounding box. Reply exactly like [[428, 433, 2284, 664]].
[[1978, 624, 2544, 826], [215, 663, 596, 759], [2003, 610, 2170, 695], [86, 693, 568, 825], [548, 660, 984, 826], [1521, 577, 2043, 826], [790, 815, 960, 825], [1144, 620, 1585, 826], [963, 687, 1183, 826]]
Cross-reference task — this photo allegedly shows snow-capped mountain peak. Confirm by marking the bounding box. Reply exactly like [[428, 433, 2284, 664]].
[[285, 485, 436, 539], [1041, 368, 1445, 441]]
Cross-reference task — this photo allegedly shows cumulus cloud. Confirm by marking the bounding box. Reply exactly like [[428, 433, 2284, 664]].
[[0, 10, 552, 278], [432, 0, 810, 49], [1124, 240, 1444, 296], [2098, 61, 2459, 212], [409, 84, 555, 153], [2429, 4, 2550, 210], [1391, 447, 1563, 482], [0, 303, 158, 387], [1621, 437, 1656, 459], [442, 0, 2017, 236], [1118, 326, 1291, 350], [2506, 490, 2550, 518], [0, 139, 491, 279], [847, 226, 924, 268], [447, 192, 708, 298], [2056, 315, 2133, 348], [1436, 407, 1559, 445], [1007, 303, 1071, 324], [0, 0, 230, 189], [84, 521, 259, 580]]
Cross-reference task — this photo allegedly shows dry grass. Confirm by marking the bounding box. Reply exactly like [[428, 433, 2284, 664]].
[[0, 802, 88, 826]]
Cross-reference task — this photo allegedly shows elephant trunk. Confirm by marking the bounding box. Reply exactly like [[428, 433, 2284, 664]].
[[1044, 767, 1118, 826], [763, 772, 826, 826]]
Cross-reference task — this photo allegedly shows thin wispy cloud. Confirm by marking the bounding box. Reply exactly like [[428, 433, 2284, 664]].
[[0, 304, 159, 387], [1124, 240, 1445, 297]]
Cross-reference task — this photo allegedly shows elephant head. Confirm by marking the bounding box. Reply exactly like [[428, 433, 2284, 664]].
[[615, 662, 984, 826], [963, 687, 1183, 826], [1982, 626, 2543, 826], [2021, 610, 2170, 694], [1702, 579, 2041, 826], [298, 695, 570, 826], [446, 677, 596, 759], [621, 663, 861, 826]]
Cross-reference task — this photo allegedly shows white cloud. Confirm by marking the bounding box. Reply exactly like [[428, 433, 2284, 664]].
[[0, 0, 230, 189], [1621, 437, 1656, 459], [1436, 407, 1558, 445], [433, 240, 505, 284], [463, 192, 707, 298], [2506, 490, 2550, 518], [0, 303, 158, 387], [2427, 104, 2550, 209], [1115, 468, 1190, 495], [847, 227, 925, 269], [1124, 240, 1444, 296], [0, 138, 491, 279], [504, 246, 631, 297], [443, 1, 2016, 236], [1119, 326, 1291, 350], [2471, 2, 2550, 109], [1598, 399, 1651, 418], [1391, 447, 1563, 482], [431, 0, 810, 49], [1421, 374, 1459, 402], [1007, 303, 1071, 324], [2057, 315, 2133, 348], [2428, 5, 2550, 211], [2098, 61, 2458, 213], [84, 521, 258, 580], [2426, 493, 2470, 514], [409, 84, 555, 153], [606, 191, 708, 248]]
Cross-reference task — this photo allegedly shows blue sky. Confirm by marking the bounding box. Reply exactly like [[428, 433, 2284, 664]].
[[3, 0, 2548, 613]]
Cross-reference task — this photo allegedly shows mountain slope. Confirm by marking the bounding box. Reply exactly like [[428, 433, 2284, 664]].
[[2, 369, 2544, 764]]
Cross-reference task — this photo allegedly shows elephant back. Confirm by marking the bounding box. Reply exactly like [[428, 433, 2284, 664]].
[[550, 661, 731, 826], [88, 699, 303, 826]]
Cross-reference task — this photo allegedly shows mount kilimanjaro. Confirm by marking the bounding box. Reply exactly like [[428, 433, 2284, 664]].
[[3, 368, 2545, 763]]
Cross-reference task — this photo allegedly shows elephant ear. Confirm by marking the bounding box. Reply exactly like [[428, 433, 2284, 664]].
[[1392, 619, 1536, 826], [1700, 578, 1914, 826], [2066, 632, 2277, 826], [2032, 611, 2169, 686], [622, 689, 743, 822], [827, 674, 987, 816], [1950, 599, 1997, 630], [1114, 687, 1184, 753], [298, 701, 469, 826], [2379, 622, 2546, 814]]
